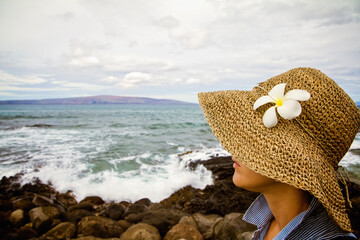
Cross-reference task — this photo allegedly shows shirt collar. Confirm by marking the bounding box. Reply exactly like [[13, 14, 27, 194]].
[[243, 194, 320, 239]]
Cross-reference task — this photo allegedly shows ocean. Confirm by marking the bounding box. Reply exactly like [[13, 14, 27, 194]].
[[0, 104, 359, 202]]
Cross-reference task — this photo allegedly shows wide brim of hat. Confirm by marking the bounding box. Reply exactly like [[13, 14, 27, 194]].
[[198, 90, 351, 232]]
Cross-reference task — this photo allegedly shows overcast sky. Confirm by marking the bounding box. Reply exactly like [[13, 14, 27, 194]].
[[0, 0, 359, 103]]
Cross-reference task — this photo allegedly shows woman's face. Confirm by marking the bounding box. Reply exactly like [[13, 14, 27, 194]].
[[232, 156, 277, 193]]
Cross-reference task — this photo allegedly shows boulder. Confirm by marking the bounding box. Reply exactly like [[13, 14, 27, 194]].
[[16, 226, 38, 239], [13, 197, 35, 211], [179, 215, 197, 227], [163, 223, 203, 240], [118, 219, 132, 231], [32, 194, 54, 206], [105, 203, 126, 220], [41, 221, 76, 239], [126, 212, 146, 224], [68, 202, 95, 212], [124, 203, 148, 217], [213, 213, 256, 240], [119, 223, 161, 240], [10, 209, 25, 227], [192, 213, 223, 239], [80, 196, 105, 205], [29, 206, 60, 233], [77, 216, 124, 238], [65, 209, 94, 223], [140, 208, 186, 236], [57, 190, 78, 208], [134, 198, 152, 207]]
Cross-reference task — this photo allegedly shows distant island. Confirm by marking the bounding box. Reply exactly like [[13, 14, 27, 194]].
[[0, 95, 194, 105]]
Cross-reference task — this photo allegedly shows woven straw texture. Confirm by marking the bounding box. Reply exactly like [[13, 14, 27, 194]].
[[198, 67, 360, 232]]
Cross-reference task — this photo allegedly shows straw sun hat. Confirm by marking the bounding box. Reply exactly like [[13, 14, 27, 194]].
[[198, 67, 360, 232]]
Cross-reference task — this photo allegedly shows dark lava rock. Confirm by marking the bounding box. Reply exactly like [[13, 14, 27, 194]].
[[105, 203, 126, 220], [141, 208, 186, 236], [124, 203, 149, 217], [80, 196, 105, 205], [77, 216, 124, 238]]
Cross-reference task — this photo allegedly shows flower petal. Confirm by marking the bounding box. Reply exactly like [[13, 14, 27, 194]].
[[268, 83, 286, 99], [263, 106, 278, 128], [277, 99, 301, 119], [253, 96, 273, 110], [284, 89, 310, 101]]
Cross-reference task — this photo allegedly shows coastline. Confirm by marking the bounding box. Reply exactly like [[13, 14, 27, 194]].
[[0, 156, 359, 239]]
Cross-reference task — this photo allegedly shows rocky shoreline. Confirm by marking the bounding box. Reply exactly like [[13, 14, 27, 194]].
[[0, 156, 359, 239]]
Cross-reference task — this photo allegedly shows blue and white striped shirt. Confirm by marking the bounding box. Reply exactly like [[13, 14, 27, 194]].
[[243, 194, 357, 240]]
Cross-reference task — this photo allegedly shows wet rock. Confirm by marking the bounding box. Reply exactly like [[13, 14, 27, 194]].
[[163, 223, 203, 240], [213, 213, 256, 240], [65, 209, 94, 223], [10, 209, 25, 227], [21, 178, 56, 195], [29, 206, 60, 233], [124, 203, 148, 217], [192, 213, 223, 239], [57, 190, 78, 208], [42, 222, 76, 240], [16, 226, 38, 239], [68, 202, 95, 212], [118, 219, 132, 231], [77, 216, 124, 238], [126, 212, 146, 224], [140, 208, 186, 236], [13, 197, 35, 211], [134, 198, 152, 207], [32, 194, 54, 206], [179, 215, 197, 227], [80, 196, 105, 205], [119, 223, 161, 240], [105, 203, 126, 220], [65, 201, 95, 223]]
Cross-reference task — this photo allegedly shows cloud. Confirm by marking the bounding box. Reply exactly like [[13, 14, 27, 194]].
[[64, 41, 175, 72], [154, 15, 180, 29], [155, 15, 210, 49], [169, 28, 209, 49], [68, 56, 101, 68], [185, 78, 201, 84], [51, 80, 107, 91], [102, 72, 166, 89], [0, 70, 48, 85]]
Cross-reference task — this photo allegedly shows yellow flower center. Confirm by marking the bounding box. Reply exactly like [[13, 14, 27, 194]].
[[276, 98, 283, 107]]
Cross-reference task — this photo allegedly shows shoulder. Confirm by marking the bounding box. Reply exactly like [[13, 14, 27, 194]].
[[286, 198, 356, 240]]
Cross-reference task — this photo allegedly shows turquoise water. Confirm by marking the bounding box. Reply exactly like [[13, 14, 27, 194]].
[[0, 104, 359, 202]]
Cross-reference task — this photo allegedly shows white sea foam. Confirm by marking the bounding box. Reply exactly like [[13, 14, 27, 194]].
[[18, 150, 214, 203]]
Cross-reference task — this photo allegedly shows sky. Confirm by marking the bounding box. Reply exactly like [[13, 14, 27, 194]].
[[0, 0, 359, 103]]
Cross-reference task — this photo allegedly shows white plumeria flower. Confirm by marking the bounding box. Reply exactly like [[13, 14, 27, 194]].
[[253, 83, 311, 128]]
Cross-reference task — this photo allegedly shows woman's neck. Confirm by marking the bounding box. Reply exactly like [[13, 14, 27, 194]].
[[262, 183, 310, 238]]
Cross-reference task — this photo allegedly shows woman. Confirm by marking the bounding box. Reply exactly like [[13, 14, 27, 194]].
[[198, 68, 358, 239]]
